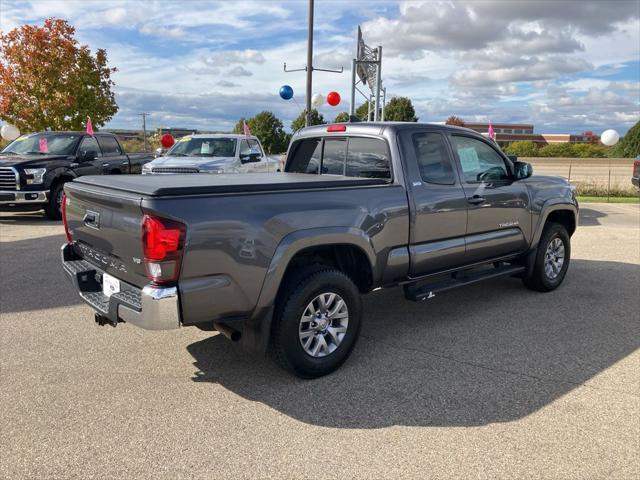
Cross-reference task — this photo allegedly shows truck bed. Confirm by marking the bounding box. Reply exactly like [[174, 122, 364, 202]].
[[72, 173, 388, 197]]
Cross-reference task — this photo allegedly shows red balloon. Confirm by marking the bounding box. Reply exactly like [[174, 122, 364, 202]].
[[327, 91, 341, 106], [160, 134, 175, 149]]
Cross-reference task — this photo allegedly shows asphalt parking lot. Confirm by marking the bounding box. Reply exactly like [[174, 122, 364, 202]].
[[1, 202, 638, 479]]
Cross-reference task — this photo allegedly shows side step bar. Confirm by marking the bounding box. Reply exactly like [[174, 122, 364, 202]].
[[404, 264, 525, 301]]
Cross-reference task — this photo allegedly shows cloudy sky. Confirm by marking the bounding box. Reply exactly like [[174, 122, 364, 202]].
[[1, 0, 639, 134]]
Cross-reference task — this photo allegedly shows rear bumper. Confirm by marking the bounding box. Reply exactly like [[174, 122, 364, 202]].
[[61, 243, 180, 330], [0, 189, 48, 208]]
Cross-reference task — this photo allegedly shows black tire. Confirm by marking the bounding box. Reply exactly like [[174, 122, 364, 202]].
[[270, 267, 362, 378], [523, 222, 571, 292], [44, 182, 64, 220]]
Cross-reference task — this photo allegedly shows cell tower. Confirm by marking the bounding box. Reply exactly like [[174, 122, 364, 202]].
[[349, 26, 385, 121]]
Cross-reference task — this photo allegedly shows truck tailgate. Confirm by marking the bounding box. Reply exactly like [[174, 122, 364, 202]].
[[64, 181, 148, 288]]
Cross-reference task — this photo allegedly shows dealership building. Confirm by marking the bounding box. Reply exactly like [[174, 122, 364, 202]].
[[463, 122, 599, 147]]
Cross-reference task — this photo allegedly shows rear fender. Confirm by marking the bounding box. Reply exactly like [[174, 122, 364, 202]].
[[240, 227, 376, 354]]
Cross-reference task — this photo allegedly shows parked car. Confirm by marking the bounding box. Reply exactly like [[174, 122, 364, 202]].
[[0, 131, 153, 219], [142, 134, 279, 174], [632, 155, 640, 189], [61, 122, 578, 378]]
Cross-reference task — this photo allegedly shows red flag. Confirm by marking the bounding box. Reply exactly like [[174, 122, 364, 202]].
[[243, 120, 251, 137], [86, 116, 94, 136], [488, 122, 495, 140]]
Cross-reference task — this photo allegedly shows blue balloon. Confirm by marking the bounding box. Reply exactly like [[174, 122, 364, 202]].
[[279, 85, 294, 100]]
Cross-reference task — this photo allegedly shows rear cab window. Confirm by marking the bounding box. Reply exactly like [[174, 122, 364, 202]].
[[286, 136, 391, 180], [96, 136, 123, 156]]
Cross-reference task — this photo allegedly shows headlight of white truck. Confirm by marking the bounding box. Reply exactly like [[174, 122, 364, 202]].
[[142, 163, 152, 175], [24, 168, 47, 185]]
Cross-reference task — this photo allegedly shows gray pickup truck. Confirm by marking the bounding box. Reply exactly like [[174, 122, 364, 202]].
[[61, 122, 578, 378]]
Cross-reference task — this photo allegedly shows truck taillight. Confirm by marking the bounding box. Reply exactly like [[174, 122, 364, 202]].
[[61, 194, 72, 242], [142, 214, 186, 284]]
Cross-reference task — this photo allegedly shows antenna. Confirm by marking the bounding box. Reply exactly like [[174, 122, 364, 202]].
[[350, 26, 384, 121]]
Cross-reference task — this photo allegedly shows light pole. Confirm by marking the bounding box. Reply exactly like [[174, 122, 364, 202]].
[[139, 113, 149, 152], [305, 0, 314, 127], [283, 0, 342, 127]]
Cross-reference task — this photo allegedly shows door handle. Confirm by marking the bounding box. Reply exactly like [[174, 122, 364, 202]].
[[102, 163, 109, 167], [121, 161, 128, 165], [467, 195, 485, 205]]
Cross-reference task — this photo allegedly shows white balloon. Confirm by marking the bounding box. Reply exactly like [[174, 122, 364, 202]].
[[1, 123, 20, 141], [311, 93, 325, 108], [600, 129, 620, 146]]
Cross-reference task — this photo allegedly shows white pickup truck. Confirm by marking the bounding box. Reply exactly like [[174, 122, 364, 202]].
[[142, 134, 280, 174]]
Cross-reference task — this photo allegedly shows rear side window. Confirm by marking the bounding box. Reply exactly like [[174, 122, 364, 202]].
[[346, 137, 391, 179], [287, 138, 322, 173], [286, 136, 391, 179], [412, 132, 455, 184], [96, 136, 122, 156]]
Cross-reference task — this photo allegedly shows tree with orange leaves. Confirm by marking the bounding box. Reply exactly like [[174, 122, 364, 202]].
[[0, 18, 118, 132]]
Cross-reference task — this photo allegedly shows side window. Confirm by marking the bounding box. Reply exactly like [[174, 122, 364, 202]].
[[286, 138, 322, 174], [450, 135, 510, 183], [412, 133, 455, 184], [346, 137, 391, 179], [96, 136, 122, 156], [247, 139, 263, 159], [239, 139, 251, 157], [322, 138, 347, 175], [78, 136, 102, 158]]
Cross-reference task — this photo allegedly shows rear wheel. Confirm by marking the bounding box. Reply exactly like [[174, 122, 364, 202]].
[[270, 267, 362, 378], [523, 223, 571, 292], [44, 183, 64, 220]]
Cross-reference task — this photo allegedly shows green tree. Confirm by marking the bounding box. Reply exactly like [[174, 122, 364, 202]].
[[572, 143, 606, 158], [445, 115, 466, 126], [291, 109, 325, 131], [611, 121, 640, 158], [0, 18, 118, 131], [384, 96, 418, 122], [538, 143, 577, 157], [232, 117, 248, 134], [504, 141, 538, 157], [333, 111, 350, 123], [233, 111, 288, 154]]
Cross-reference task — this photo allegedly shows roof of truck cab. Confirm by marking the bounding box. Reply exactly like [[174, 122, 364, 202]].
[[293, 122, 480, 139], [180, 134, 258, 139]]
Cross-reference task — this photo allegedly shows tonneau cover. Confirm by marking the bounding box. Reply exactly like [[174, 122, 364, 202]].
[[72, 173, 388, 197]]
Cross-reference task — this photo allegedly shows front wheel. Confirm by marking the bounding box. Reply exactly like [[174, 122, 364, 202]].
[[44, 182, 64, 220], [523, 223, 571, 292], [270, 268, 362, 378]]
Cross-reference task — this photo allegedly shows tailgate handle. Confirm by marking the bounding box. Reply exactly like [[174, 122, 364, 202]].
[[83, 210, 100, 229]]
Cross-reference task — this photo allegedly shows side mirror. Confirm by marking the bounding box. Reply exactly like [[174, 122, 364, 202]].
[[240, 152, 261, 163], [513, 161, 533, 180], [155, 147, 164, 157], [507, 155, 518, 162]]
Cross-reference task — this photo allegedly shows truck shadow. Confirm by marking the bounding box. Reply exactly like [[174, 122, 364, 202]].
[[187, 259, 639, 428], [0, 212, 54, 226], [0, 233, 83, 313], [578, 207, 607, 227]]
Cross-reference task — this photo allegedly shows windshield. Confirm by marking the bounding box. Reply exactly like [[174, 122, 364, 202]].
[[167, 137, 237, 157], [1, 133, 82, 156]]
